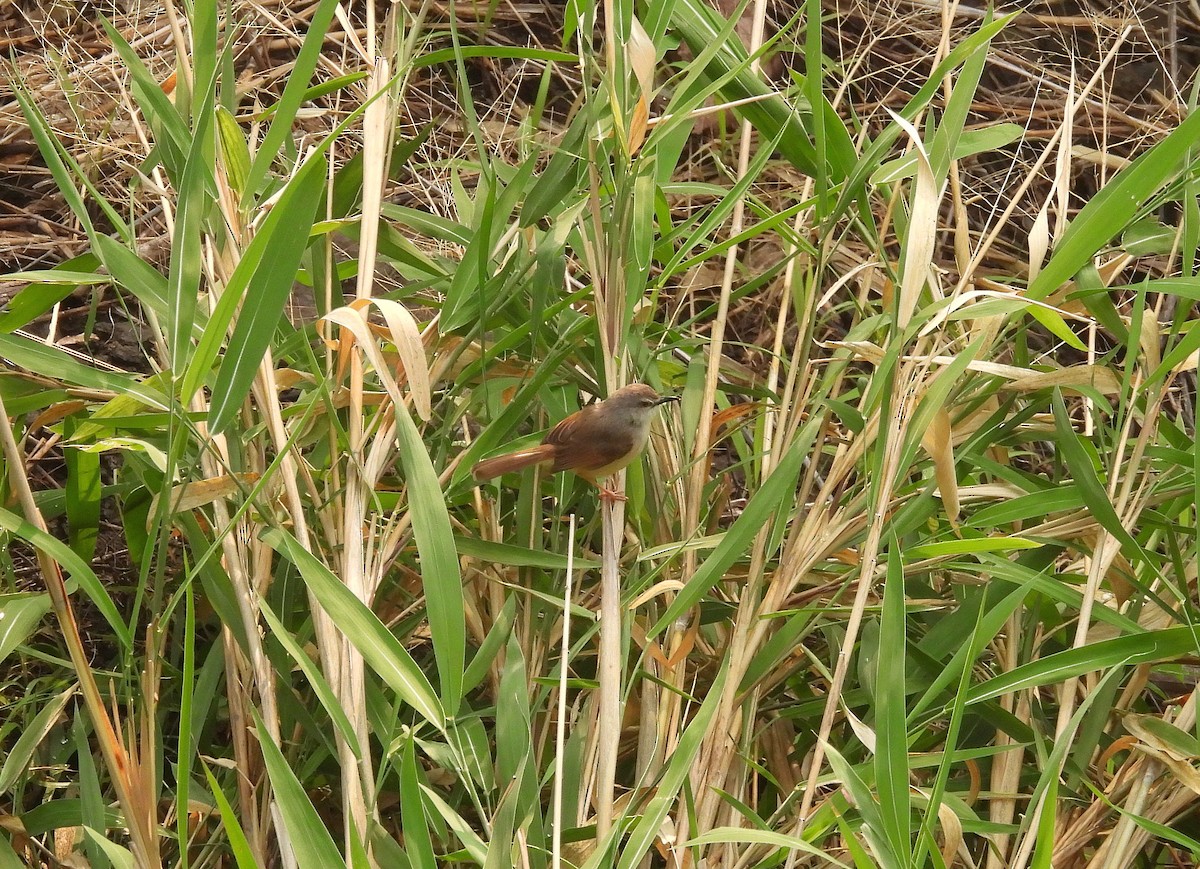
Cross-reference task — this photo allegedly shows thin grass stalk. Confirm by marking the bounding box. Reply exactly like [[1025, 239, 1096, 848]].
[[570, 222, 620, 841], [580, 0, 632, 832], [336, 277, 371, 846], [682, 0, 773, 853], [215, 470, 296, 866], [221, 632, 265, 857], [985, 611, 1027, 869], [197, 158, 298, 864], [0, 391, 160, 865], [257, 354, 375, 854], [796, 352, 926, 833], [948, 27, 1130, 301], [594, 496, 624, 840], [553, 514, 577, 868], [635, 420, 687, 858], [138, 635, 161, 859], [325, 55, 397, 850], [763, 173, 815, 477]]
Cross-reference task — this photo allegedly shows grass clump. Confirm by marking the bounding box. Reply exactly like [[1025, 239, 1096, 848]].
[[1, 0, 1200, 867]]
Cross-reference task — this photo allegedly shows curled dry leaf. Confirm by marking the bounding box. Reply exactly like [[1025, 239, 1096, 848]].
[[626, 16, 656, 155], [317, 298, 432, 420], [920, 407, 959, 519], [889, 110, 941, 330], [149, 473, 275, 530]]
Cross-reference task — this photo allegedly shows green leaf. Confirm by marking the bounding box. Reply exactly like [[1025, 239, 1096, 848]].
[[681, 828, 840, 862], [216, 106, 252, 201], [824, 744, 905, 869], [1029, 107, 1200, 301], [0, 257, 105, 333], [93, 236, 177, 331], [875, 544, 910, 858], [1050, 390, 1148, 564], [205, 156, 326, 433], [254, 73, 372, 121], [204, 764, 259, 869], [264, 528, 444, 728], [81, 829, 134, 869], [0, 836, 26, 869], [904, 536, 1042, 559], [0, 507, 130, 650], [454, 535, 600, 569], [394, 406, 465, 712], [0, 332, 166, 409], [871, 124, 1024, 185], [0, 684, 75, 794], [0, 593, 51, 663], [251, 709, 347, 869], [1122, 217, 1177, 255], [167, 72, 217, 371], [399, 737, 437, 867], [966, 626, 1200, 706], [64, 416, 101, 564]]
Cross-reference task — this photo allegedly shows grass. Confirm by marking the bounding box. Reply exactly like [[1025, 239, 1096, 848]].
[[2, 0, 1200, 866]]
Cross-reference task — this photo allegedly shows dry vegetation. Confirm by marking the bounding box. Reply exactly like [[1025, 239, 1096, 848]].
[[2, 0, 1200, 867]]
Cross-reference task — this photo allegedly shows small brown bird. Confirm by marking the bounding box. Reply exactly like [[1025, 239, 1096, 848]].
[[472, 383, 679, 500]]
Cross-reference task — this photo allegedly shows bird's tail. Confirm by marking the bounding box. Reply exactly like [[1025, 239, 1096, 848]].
[[472, 444, 556, 480]]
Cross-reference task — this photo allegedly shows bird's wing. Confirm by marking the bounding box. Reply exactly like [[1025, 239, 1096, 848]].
[[543, 406, 621, 472]]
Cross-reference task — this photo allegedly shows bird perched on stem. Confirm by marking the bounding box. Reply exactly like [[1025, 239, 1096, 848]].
[[472, 383, 678, 501]]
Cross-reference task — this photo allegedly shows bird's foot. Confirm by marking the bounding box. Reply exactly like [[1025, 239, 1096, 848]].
[[598, 486, 628, 503]]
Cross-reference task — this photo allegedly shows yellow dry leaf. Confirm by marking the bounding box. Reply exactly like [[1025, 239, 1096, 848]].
[[1006, 364, 1121, 395], [149, 473, 268, 529], [920, 407, 959, 519], [889, 110, 940, 330], [626, 17, 656, 155]]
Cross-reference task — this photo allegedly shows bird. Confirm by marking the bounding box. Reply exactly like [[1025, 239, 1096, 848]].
[[472, 383, 679, 501]]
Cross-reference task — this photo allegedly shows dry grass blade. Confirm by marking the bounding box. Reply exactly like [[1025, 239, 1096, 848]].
[[6, 0, 1200, 865]]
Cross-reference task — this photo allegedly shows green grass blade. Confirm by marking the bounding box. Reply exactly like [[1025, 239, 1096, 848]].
[[0, 507, 131, 650], [966, 626, 1199, 706], [264, 528, 445, 728], [1029, 108, 1200, 301], [204, 764, 259, 869], [0, 593, 51, 663], [242, 0, 341, 203], [400, 737, 438, 867], [0, 684, 75, 794], [251, 709, 347, 868], [875, 543, 911, 857], [205, 158, 325, 433], [824, 744, 904, 869], [394, 405, 465, 712]]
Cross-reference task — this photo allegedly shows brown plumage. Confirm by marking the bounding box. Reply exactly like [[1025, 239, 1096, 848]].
[[472, 384, 678, 497]]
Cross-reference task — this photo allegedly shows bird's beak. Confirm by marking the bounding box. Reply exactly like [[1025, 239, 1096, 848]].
[[656, 395, 681, 405]]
